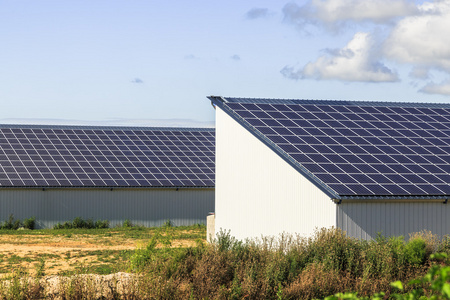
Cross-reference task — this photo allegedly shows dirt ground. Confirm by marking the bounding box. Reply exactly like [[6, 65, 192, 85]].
[[0, 231, 197, 277]]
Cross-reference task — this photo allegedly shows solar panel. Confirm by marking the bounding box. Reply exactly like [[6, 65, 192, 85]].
[[217, 97, 450, 197], [0, 125, 215, 188]]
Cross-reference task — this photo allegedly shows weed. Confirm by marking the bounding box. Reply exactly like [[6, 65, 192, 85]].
[[35, 259, 45, 278], [123, 219, 133, 228], [53, 217, 110, 229], [1, 214, 21, 230], [163, 219, 173, 227]]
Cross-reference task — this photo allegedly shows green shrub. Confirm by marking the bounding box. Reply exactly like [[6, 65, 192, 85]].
[[131, 227, 442, 299], [404, 237, 427, 266], [130, 235, 158, 270], [123, 219, 133, 228], [86, 218, 95, 229], [72, 217, 86, 229], [438, 235, 450, 254], [95, 220, 109, 229], [1, 214, 21, 230], [23, 217, 36, 230], [53, 217, 110, 229], [53, 222, 62, 229], [163, 219, 173, 228]]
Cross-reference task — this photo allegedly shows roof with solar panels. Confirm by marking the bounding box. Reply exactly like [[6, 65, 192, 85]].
[[209, 96, 450, 201], [0, 125, 215, 188]]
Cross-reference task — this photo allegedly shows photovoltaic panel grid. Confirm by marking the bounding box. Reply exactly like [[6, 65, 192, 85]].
[[0, 125, 215, 188], [211, 96, 450, 198]]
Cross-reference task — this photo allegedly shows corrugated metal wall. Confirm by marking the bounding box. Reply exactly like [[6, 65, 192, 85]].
[[337, 201, 450, 240], [0, 188, 214, 228], [215, 108, 336, 241]]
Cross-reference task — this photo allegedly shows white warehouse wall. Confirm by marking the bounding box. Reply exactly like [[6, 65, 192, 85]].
[[0, 188, 214, 228], [215, 108, 336, 241]]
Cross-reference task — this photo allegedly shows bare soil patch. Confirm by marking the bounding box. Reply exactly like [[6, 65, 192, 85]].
[[0, 229, 201, 278]]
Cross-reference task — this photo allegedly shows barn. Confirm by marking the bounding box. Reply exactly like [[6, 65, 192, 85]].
[[0, 124, 215, 228], [209, 96, 450, 241]]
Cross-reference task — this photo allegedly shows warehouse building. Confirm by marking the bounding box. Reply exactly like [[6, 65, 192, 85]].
[[0, 125, 215, 228], [209, 96, 450, 240]]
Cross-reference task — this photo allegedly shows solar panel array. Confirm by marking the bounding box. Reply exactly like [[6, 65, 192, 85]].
[[223, 98, 450, 197], [0, 126, 215, 188]]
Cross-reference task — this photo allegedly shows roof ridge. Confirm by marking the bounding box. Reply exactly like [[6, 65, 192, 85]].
[[0, 124, 215, 131]]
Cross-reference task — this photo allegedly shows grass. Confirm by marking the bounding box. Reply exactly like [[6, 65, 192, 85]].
[[0, 224, 206, 278], [1, 225, 448, 299]]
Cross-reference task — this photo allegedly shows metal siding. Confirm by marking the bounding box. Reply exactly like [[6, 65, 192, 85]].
[[0, 188, 214, 228], [215, 108, 336, 241], [337, 202, 450, 240]]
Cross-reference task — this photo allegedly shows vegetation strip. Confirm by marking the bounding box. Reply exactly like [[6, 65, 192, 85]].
[[1, 226, 450, 299]]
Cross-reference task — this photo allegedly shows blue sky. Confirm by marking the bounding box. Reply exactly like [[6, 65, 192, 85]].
[[1, 0, 450, 127]]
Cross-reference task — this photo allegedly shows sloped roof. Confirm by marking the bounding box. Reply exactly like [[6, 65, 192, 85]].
[[209, 96, 450, 200], [0, 125, 215, 188]]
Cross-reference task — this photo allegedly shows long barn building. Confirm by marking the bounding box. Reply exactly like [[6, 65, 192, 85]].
[[0, 125, 215, 228], [210, 96, 450, 240]]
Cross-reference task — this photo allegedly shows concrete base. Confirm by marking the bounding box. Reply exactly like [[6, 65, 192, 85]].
[[206, 214, 215, 243]]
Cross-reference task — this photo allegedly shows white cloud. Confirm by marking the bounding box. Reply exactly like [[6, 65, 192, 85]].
[[131, 78, 144, 84], [409, 67, 431, 80], [383, 1, 450, 71], [312, 0, 417, 23], [280, 0, 450, 95], [420, 80, 450, 96], [283, 0, 417, 31], [230, 54, 241, 61], [245, 8, 270, 20], [281, 32, 398, 82], [381, 1, 450, 95]]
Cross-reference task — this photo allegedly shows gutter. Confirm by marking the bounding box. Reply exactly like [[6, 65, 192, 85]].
[[333, 196, 449, 204]]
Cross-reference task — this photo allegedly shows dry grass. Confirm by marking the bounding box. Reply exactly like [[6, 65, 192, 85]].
[[0, 226, 204, 278], [1, 227, 449, 299]]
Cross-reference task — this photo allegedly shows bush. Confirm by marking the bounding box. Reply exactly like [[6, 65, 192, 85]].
[[404, 237, 427, 266], [125, 227, 447, 299], [53, 217, 110, 229], [163, 219, 173, 228], [1, 214, 21, 230], [95, 220, 109, 229], [72, 217, 86, 229], [438, 235, 450, 254], [123, 219, 133, 228], [23, 217, 36, 230], [86, 218, 95, 229]]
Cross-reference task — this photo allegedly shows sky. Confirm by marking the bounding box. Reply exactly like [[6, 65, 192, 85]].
[[2, 0, 450, 128]]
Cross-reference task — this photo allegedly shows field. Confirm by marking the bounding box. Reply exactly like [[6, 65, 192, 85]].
[[0, 225, 205, 278], [1, 226, 450, 299]]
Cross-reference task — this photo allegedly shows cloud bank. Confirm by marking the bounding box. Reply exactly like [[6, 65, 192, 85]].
[[281, 32, 398, 82], [276, 0, 450, 95], [283, 0, 417, 28]]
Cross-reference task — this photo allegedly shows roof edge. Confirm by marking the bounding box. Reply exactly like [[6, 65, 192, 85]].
[[0, 186, 215, 189], [210, 96, 340, 199], [335, 195, 449, 203], [0, 124, 215, 132], [213, 96, 450, 109]]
